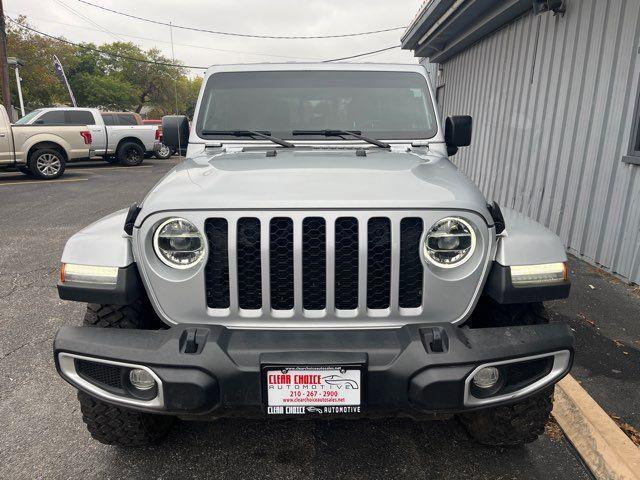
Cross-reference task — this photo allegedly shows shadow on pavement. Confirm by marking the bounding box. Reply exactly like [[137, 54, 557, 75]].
[[103, 417, 591, 480]]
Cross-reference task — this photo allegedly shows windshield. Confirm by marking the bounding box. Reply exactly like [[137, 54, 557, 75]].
[[196, 71, 438, 141], [15, 109, 42, 125]]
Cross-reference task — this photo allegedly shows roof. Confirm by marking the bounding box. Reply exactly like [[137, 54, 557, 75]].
[[401, 0, 533, 63], [202, 62, 428, 76]]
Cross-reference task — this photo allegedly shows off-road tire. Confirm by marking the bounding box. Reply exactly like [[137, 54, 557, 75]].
[[459, 387, 554, 446], [83, 299, 161, 329], [78, 391, 174, 447], [460, 299, 554, 445], [468, 298, 549, 328], [27, 148, 66, 179], [117, 141, 144, 166], [78, 298, 174, 446]]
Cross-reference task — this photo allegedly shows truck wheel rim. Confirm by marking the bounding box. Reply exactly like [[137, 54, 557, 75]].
[[158, 144, 170, 157], [127, 148, 141, 163], [36, 153, 61, 176]]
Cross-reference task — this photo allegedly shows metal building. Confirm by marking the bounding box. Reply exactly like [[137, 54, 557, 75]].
[[401, 0, 640, 285]]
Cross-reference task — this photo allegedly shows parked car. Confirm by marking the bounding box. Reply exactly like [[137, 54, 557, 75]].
[[54, 63, 574, 448], [17, 107, 160, 166], [0, 105, 92, 179], [142, 118, 174, 159]]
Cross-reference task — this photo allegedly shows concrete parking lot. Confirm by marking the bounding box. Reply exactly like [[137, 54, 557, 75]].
[[0, 158, 613, 479]]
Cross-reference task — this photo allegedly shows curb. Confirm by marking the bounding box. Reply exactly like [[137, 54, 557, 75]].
[[553, 375, 640, 480]]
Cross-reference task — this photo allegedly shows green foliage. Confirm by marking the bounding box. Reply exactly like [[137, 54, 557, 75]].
[[7, 16, 202, 117], [71, 72, 138, 110]]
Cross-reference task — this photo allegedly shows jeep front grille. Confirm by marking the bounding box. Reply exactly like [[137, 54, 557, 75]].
[[204, 213, 426, 318]]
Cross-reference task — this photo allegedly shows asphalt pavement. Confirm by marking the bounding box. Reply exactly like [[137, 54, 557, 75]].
[[0, 158, 597, 479]]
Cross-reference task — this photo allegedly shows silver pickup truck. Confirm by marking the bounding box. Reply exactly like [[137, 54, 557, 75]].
[[54, 63, 574, 448], [0, 105, 92, 179], [17, 107, 160, 166]]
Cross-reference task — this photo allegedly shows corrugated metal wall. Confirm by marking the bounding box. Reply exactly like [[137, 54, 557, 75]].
[[440, 0, 640, 284]]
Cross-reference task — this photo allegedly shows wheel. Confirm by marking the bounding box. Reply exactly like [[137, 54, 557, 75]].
[[117, 141, 144, 166], [460, 300, 553, 445], [17, 166, 33, 176], [78, 391, 174, 447], [27, 148, 66, 179], [103, 155, 118, 164], [459, 387, 554, 446], [154, 143, 172, 159], [77, 299, 174, 447]]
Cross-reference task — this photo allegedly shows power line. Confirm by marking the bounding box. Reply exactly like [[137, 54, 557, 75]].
[[6, 11, 323, 60], [7, 17, 403, 68], [322, 45, 401, 62], [76, 0, 408, 40], [7, 17, 208, 69], [52, 0, 123, 42]]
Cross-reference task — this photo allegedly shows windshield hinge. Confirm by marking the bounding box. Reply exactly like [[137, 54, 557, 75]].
[[390, 144, 411, 153], [224, 145, 244, 153]]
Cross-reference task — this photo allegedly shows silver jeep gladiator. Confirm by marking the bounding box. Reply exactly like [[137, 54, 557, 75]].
[[54, 63, 573, 447]]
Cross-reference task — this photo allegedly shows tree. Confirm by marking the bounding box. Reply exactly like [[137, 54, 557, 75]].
[[7, 16, 202, 116], [6, 16, 76, 109]]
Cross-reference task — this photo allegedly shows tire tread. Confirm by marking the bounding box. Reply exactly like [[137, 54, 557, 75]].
[[460, 300, 554, 445], [83, 299, 149, 329], [77, 298, 173, 447], [459, 387, 554, 446], [78, 391, 174, 447]]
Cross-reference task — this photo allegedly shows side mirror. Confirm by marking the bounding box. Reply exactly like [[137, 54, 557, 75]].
[[162, 115, 190, 153], [444, 115, 472, 156]]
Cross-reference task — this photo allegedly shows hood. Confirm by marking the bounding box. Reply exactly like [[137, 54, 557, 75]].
[[138, 149, 491, 223]]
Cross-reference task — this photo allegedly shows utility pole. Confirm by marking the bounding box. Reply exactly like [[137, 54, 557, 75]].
[[0, 0, 11, 114], [8, 57, 24, 117], [169, 22, 179, 115]]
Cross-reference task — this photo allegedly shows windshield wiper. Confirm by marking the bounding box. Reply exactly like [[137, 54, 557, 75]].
[[201, 130, 294, 148], [291, 129, 391, 149]]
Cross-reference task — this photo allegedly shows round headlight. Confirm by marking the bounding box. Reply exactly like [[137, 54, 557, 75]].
[[425, 217, 476, 268], [153, 218, 205, 269]]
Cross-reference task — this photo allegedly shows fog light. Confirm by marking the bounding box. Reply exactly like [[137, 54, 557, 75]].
[[129, 369, 156, 391], [472, 366, 500, 389]]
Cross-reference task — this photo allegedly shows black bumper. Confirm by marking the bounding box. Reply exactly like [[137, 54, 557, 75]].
[[54, 322, 574, 417]]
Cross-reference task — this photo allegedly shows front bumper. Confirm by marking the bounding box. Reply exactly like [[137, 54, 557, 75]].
[[54, 322, 573, 417]]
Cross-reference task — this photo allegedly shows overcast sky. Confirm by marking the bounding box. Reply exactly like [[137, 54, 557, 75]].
[[6, 0, 423, 77]]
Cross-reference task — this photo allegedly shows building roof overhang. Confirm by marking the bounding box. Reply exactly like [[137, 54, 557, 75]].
[[401, 0, 533, 63]]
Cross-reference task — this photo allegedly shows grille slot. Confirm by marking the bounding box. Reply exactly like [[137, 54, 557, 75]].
[[75, 359, 124, 392], [367, 217, 392, 309], [335, 217, 359, 310], [204, 218, 230, 308], [270, 217, 294, 310], [236, 218, 262, 310], [399, 218, 424, 308], [302, 217, 327, 310]]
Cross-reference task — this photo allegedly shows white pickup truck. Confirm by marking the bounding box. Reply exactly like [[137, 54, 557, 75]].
[[17, 107, 160, 166], [0, 105, 92, 179]]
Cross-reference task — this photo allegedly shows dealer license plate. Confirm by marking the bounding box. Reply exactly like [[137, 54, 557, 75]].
[[265, 366, 362, 415]]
